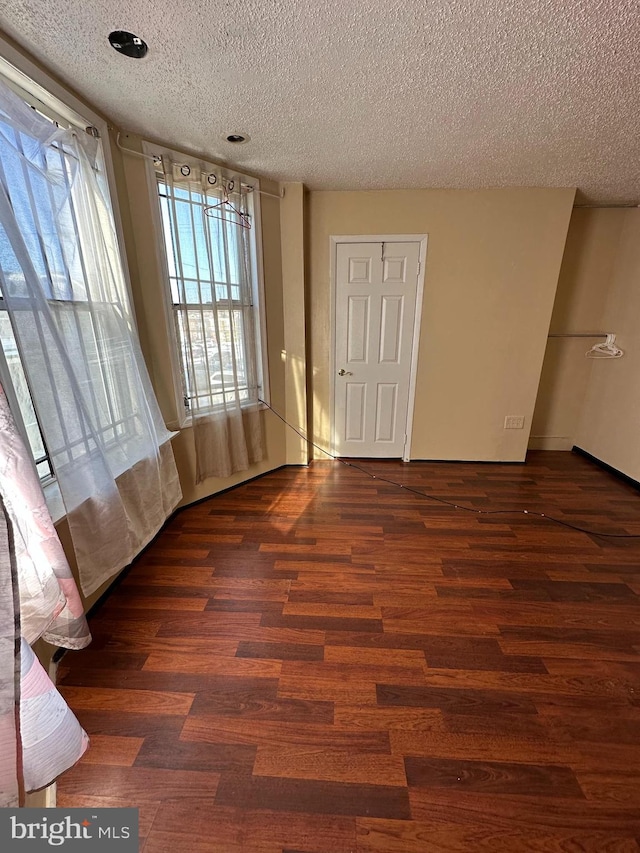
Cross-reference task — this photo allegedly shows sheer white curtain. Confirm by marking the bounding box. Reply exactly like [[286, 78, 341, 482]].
[[0, 79, 181, 596], [159, 165, 264, 482]]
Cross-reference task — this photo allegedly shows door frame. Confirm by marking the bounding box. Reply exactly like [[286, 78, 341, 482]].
[[329, 234, 428, 462]]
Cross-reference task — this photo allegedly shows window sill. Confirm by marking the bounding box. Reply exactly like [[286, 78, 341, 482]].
[[173, 399, 269, 431]]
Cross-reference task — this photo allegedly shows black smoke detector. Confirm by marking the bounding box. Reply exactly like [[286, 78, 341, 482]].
[[108, 31, 149, 59]]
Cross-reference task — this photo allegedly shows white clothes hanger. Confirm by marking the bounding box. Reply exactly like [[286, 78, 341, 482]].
[[586, 333, 624, 359]]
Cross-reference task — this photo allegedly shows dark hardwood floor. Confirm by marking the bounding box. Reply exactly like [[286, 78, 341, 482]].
[[56, 451, 640, 851]]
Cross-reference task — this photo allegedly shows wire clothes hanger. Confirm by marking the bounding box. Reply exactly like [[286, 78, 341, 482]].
[[204, 179, 251, 229]]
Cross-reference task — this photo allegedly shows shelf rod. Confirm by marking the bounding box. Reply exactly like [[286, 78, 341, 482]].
[[548, 332, 608, 338]]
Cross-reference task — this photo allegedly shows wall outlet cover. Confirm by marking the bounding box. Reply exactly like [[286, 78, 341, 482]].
[[504, 415, 525, 429]]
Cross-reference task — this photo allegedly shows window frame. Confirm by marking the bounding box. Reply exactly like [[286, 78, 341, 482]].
[[0, 36, 138, 517], [143, 141, 270, 429]]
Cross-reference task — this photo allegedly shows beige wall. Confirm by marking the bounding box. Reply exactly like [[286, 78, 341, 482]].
[[309, 188, 575, 461], [530, 210, 625, 450], [574, 209, 640, 480], [279, 183, 309, 464]]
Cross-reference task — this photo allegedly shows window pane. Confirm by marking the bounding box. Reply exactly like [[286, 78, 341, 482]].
[[159, 193, 179, 298], [36, 460, 52, 479], [0, 312, 52, 478]]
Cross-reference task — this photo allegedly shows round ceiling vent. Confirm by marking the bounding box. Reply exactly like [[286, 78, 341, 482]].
[[108, 31, 149, 59], [225, 133, 250, 144]]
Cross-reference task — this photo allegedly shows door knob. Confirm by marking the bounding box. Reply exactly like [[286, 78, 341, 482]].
[[338, 368, 352, 376]]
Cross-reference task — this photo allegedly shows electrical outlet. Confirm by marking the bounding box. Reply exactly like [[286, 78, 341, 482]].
[[504, 415, 525, 429]]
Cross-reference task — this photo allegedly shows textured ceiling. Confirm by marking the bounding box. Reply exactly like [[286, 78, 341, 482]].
[[1, 1, 639, 202]]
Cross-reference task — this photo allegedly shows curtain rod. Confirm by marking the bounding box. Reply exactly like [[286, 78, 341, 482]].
[[113, 130, 284, 199], [574, 203, 638, 209]]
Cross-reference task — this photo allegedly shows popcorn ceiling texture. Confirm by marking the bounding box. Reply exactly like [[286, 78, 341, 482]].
[[1, 0, 638, 202]]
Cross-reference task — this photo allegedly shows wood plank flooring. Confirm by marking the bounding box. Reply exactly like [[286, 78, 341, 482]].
[[56, 451, 640, 851]]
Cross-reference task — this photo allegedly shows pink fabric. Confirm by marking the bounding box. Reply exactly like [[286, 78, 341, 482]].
[[0, 385, 90, 647], [20, 640, 53, 699], [20, 640, 89, 792], [0, 382, 91, 798]]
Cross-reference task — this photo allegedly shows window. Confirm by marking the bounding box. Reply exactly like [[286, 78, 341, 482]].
[[0, 135, 138, 472], [152, 157, 267, 420], [0, 59, 157, 490], [0, 69, 88, 483], [0, 61, 90, 483]]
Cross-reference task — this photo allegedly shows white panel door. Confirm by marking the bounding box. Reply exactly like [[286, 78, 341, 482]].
[[334, 241, 420, 457]]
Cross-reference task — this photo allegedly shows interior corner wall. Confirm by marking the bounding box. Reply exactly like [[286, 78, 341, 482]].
[[279, 183, 309, 464], [308, 188, 575, 461], [109, 133, 288, 506], [530, 209, 625, 451], [573, 208, 640, 480]]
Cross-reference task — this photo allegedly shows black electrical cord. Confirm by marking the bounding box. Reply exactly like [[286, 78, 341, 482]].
[[259, 398, 640, 540]]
